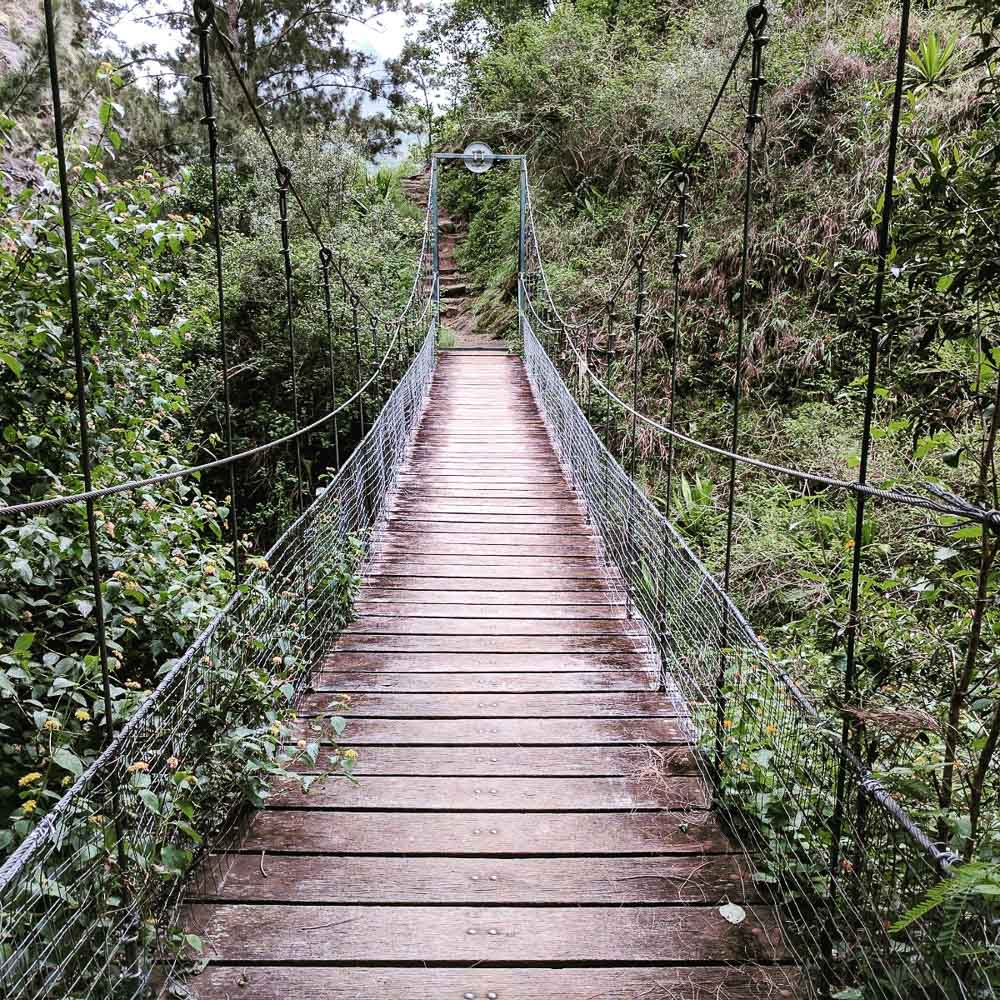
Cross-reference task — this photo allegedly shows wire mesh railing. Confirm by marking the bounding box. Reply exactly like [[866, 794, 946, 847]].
[[521, 294, 999, 999], [0, 309, 437, 1000]]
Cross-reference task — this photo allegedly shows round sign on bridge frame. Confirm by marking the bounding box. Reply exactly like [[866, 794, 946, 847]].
[[463, 142, 494, 173]]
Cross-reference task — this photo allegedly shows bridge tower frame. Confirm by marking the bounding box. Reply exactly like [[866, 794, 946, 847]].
[[428, 150, 528, 329]]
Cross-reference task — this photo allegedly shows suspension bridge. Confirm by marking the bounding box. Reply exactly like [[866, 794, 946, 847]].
[[1, 0, 999, 997]]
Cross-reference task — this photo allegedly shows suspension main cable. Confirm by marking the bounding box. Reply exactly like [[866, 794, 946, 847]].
[[520, 282, 1000, 530]]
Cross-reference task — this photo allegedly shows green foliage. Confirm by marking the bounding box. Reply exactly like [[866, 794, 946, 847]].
[[905, 33, 961, 94], [891, 862, 1000, 934], [0, 109, 235, 849]]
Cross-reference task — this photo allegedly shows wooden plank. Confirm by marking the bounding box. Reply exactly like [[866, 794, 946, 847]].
[[268, 775, 707, 810], [187, 965, 800, 1000], [363, 575, 607, 592], [367, 561, 604, 580], [283, 745, 698, 776], [331, 635, 642, 653], [355, 601, 623, 619], [376, 541, 599, 558], [386, 517, 590, 532], [191, 903, 787, 963], [357, 587, 618, 605], [298, 692, 678, 718], [376, 531, 597, 549], [386, 513, 589, 528], [240, 809, 732, 854], [311, 671, 654, 692], [341, 618, 638, 637], [290, 717, 685, 745], [387, 501, 586, 515], [318, 651, 650, 671], [198, 855, 752, 904]]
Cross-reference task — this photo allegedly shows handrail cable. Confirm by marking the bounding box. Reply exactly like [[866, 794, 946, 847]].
[[520, 282, 1000, 530]]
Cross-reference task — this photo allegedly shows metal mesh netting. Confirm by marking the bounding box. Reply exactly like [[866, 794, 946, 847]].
[[520, 287, 998, 998], [0, 313, 437, 1000]]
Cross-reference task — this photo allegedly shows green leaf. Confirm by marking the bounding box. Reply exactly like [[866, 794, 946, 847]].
[[14, 632, 35, 653], [51, 748, 83, 779], [329, 715, 346, 737], [138, 789, 161, 815], [0, 352, 23, 377], [161, 844, 192, 874]]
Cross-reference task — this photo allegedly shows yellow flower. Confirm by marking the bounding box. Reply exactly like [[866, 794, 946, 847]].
[[204, 563, 218, 577], [62, 776, 72, 787], [127, 761, 150, 773], [296, 740, 307, 750], [343, 749, 358, 761], [19, 772, 42, 788], [43, 718, 61, 732], [765, 724, 776, 735], [75, 709, 91, 722], [125, 680, 141, 690], [269, 723, 282, 737], [167, 756, 180, 770], [21, 799, 37, 814], [722, 719, 734, 730], [88, 814, 105, 826]]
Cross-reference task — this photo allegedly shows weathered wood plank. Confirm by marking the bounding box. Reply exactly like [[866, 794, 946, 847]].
[[240, 808, 732, 854], [355, 601, 623, 619], [318, 651, 648, 671], [357, 588, 619, 605], [198, 855, 752, 904], [311, 670, 653, 692], [268, 775, 708, 810], [186, 965, 799, 1000], [289, 717, 685, 745], [297, 692, 678, 718], [368, 559, 605, 578], [386, 513, 589, 528], [376, 537, 599, 556], [282, 745, 698, 776], [330, 634, 643, 653], [363, 575, 607, 592], [191, 904, 787, 963], [341, 617, 636, 637]]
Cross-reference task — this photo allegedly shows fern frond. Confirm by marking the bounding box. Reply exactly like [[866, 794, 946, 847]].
[[890, 862, 1000, 934]]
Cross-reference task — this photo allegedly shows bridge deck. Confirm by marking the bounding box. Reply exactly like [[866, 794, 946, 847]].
[[187, 353, 796, 999]]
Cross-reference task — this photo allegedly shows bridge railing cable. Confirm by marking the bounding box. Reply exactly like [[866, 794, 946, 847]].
[[519, 0, 998, 994], [0, 1, 440, 996]]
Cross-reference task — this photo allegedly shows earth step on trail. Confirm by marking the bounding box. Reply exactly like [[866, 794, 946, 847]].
[[186, 353, 797, 999]]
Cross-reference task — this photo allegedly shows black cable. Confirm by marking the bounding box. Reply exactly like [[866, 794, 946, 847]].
[[276, 165, 305, 516], [319, 247, 342, 470], [41, 0, 115, 749], [193, 0, 240, 586], [664, 171, 690, 519], [723, 1, 768, 596]]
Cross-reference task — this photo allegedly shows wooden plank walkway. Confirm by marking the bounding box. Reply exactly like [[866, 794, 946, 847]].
[[187, 352, 797, 999]]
